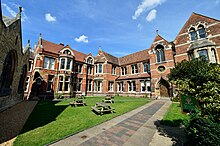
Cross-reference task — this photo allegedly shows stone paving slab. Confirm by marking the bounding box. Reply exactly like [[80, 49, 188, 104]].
[[50, 100, 171, 146], [0, 101, 38, 146]]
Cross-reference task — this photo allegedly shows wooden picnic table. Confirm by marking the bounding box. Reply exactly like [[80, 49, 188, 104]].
[[103, 96, 114, 103], [91, 102, 115, 115], [69, 97, 87, 107]]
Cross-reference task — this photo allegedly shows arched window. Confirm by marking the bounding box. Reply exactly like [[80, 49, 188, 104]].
[[0, 51, 17, 96], [18, 64, 27, 94], [87, 57, 93, 64], [63, 50, 71, 55], [155, 45, 165, 63], [197, 25, 206, 39], [211, 48, 217, 63], [189, 27, 197, 41]]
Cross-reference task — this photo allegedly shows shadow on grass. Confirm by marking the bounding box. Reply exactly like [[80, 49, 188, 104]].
[[20, 100, 69, 134], [154, 120, 189, 146]]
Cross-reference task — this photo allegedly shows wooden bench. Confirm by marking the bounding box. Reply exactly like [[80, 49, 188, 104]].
[[69, 98, 87, 107], [103, 96, 114, 103], [91, 102, 115, 115]]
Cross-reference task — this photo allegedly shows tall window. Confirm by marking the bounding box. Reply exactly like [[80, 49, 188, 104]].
[[143, 62, 147, 72], [88, 66, 92, 75], [66, 59, 72, 70], [121, 67, 127, 75], [131, 64, 138, 74], [127, 81, 136, 92], [141, 80, 151, 92], [112, 66, 116, 75], [198, 49, 209, 61], [58, 76, 63, 91], [188, 51, 194, 60], [156, 45, 165, 63], [94, 81, 102, 92], [87, 79, 92, 91], [78, 78, 82, 91], [95, 64, 102, 74], [64, 76, 70, 91], [108, 82, 114, 92], [198, 25, 206, 39], [44, 57, 55, 69], [24, 76, 30, 92], [211, 48, 217, 63], [47, 75, 54, 92], [60, 59, 65, 69], [117, 82, 123, 92], [76, 63, 82, 73], [190, 27, 197, 41]]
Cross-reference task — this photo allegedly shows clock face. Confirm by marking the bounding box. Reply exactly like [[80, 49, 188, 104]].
[[157, 65, 166, 72]]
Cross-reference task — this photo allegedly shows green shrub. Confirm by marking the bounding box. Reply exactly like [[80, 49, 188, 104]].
[[186, 113, 220, 146], [171, 97, 180, 102]]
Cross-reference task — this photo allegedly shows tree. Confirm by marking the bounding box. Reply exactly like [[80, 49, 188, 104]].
[[168, 59, 220, 120]]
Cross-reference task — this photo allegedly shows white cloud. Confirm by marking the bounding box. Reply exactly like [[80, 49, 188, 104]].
[[146, 9, 157, 22], [2, 3, 17, 17], [132, 0, 166, 20], [137, 23, 143, 30], [45, 13, 56, 22], [75, 35, 89, 43]]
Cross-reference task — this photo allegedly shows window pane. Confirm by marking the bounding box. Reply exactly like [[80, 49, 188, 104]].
[[49, 58, 55, 69], [61, 59, 65, 69], [66, 59, 71, 70], [44, 57, 49, 68], [98, 64, 102, 73], [198, 27, 206, 38], [198, 50, 209, 61], [190, 31, 197, 41], [156, 51, 160, 62], [161, 50, 165, 61], [211, 49, 217, 63]]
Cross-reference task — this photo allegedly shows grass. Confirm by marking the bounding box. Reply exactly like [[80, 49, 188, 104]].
[[161, 102, 190, 127], [14, 96, 150, 146]]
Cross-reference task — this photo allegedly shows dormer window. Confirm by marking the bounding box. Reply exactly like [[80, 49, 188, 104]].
[[63, 50, 71, 55], [87, 57, 93, 64], [198, 25, 206, 39], [155, 45, 165, 63], [189, 27, 197, 41]]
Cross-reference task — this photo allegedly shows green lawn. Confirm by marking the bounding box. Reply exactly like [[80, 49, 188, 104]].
[[161, 102, 190, 127], [14, 96, 150, 146]]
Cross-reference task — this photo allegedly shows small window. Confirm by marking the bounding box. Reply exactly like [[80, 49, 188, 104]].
[[78, 78, 82, 91], [87, 79, 92, 91], [44, 57, 55, 70], [198, 49, 209, 61], [143, 62, 147, 72], [64, 76, 70, 91], [112, 66, 116, 75], [60, 59, 65, 69], [121, 67, 127, 75], [131, 64, 138, 74], [211, 48, 217, 63], [87, 57, 93, 64], [190, 27, 197, 41], [58, 76, 63, 91], [155, 45, 165, 63], [117, 82, 123, 92], [198, 25, 206, 39]]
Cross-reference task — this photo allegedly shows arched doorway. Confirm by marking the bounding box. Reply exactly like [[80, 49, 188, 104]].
[[158, 78, 170, 97]]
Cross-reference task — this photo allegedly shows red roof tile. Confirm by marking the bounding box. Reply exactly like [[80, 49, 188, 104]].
[[73, 50, 87, 62], [119, 49, 150, 66], [42, 39, 63, 54]]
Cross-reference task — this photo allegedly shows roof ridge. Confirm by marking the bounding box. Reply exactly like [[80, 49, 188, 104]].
[[42, 39, 64, 47], [192, 12, 220, 22]]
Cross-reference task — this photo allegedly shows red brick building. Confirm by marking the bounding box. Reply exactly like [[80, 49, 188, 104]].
[[25, 13, 220, 99]]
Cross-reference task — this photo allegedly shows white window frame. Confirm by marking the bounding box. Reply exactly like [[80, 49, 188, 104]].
[[108, 82, 114, 92], [95, 64, 103, 74], [77, 78, 82, 92], [24, 76, 30, 92], [112, 66, 116, 75], [44, 56, 55, 70], [131, 64, 138, 74], [46, 75, 54, 92]]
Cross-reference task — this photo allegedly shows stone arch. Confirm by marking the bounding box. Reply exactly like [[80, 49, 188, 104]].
[[156, 78, 171, 97], [17, 64, 27, 94], [0, 50, 17, 96]]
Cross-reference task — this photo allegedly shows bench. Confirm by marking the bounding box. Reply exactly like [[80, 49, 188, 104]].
[[69, 98, 87, 107], [102, 96, 114, 103], [91, 102, 115, 115]]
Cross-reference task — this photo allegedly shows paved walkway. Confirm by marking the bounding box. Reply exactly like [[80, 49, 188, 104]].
[[50, 99, 171, 146], [0, 101, 38, 146]]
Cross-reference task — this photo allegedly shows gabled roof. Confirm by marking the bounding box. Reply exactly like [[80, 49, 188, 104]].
[[72, 50, 87, 62], [150, 34, 170, 49], [178, 12, 220, 35], [102, 51, 119, 65], [42, 39, 64, 54], [119, 49, 149, 66], [2, 16, 18, 27]]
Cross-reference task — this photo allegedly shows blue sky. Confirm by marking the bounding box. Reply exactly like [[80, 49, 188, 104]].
[[1, 0, 220, 57]]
